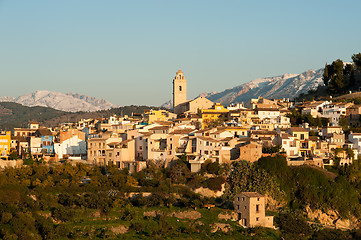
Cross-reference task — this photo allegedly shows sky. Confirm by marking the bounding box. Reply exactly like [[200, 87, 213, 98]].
[[1, 0, 361, 106]]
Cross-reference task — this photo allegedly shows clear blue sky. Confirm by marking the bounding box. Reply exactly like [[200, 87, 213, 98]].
[[1, 0, 360, 106]]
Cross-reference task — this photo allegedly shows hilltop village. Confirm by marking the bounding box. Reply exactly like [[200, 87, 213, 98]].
[[3, 70, 361, 239], [2, 70, 359, 170]]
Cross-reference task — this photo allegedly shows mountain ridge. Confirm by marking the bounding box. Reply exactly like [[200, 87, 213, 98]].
[[0, 90, 118, 112]]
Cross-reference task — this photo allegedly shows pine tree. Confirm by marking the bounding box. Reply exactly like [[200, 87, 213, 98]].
[[323, 63, 329, 86], [352, 53, 361, 69]]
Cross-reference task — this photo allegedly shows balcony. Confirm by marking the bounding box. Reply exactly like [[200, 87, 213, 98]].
[[151, 148, 166, 152]]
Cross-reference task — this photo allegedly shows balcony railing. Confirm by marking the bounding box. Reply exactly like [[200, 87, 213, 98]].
[[151, 148, 166, 152]]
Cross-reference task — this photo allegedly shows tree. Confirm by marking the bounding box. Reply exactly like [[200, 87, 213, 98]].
[[8, 151, 18, 160], [225, 160, 283, 201], [352, 53, 361, 69], [328, 59, 345, 93], [323, 63, 329, 86]]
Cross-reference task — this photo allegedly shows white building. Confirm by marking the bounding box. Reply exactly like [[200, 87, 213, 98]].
[[54, 135, 86, 159], [273, 133, 299, 158], [348, 132, 361, 157]]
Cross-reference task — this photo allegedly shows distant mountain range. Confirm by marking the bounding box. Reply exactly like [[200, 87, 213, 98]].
[[162, 68, 324, 108], [0, 90, 118, 112]]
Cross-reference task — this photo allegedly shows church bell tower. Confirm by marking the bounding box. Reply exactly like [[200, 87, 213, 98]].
[[173, 69, 187, 113]]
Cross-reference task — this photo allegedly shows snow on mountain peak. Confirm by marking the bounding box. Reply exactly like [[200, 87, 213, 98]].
[[0, 91, 118, 112], [198, 68, 324, 106]]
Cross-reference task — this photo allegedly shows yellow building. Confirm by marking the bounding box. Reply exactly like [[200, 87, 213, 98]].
[[144, 109, 177, 124], [0, 131, 11, 157], [201, 103, 229, 129], [223, 126, 248, 138]]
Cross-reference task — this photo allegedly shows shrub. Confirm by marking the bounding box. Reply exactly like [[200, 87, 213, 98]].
[[203, 176, 225, 191]]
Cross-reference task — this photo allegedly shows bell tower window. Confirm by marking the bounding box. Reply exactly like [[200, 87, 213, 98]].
[[179, 86, 182, 91]]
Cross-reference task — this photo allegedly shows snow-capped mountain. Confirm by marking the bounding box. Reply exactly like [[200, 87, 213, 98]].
[[162, 68, 324, 108], [0, 90, 118, 112]]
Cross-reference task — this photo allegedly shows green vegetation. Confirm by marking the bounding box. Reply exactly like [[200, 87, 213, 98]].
[[262, 145, 281, 154], [287, 110, 329, 127], [322, 54, 361, 94], [256, 155, 361, 218], [0, 162, 280, 239], [1, 156, 361, 239], [297, 53, 361, 102]]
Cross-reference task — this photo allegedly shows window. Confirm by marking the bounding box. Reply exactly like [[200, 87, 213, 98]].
[[256, 217, 259, 221], [256, 205, 260, 213], [179, 86, 182, 91], [300, 134, 304, 140], [139, 137, 143, 140], [205, 151, 209, 155]]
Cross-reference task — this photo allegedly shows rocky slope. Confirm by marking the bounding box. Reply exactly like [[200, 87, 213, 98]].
[[202, 68, 324, 106], [0, 90, 118, 112]]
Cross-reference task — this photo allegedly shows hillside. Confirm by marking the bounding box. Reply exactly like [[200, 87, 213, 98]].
[[0, 102, 66, 129], [0, 90, 118, 112], [0, 102, 161, 130]]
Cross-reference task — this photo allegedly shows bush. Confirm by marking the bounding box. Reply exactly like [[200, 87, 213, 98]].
[[201, 160, 220, 175], [51, 206, 75, 222], [203, 176, 225, 191], [277, 213, 311, 240]]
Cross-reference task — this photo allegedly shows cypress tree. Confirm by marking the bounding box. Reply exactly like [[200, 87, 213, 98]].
[[323, 63, 329, 86]]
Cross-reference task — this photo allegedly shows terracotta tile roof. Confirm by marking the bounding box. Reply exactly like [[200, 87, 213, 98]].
[[194, 129, 211, 133], [36, 129, 53, 136], [289, 127, 308, 132], [154, 121, 173, 126], [107, 139, 134, 146], [221, 137, 234, 142], [241, 192, 264, 198], [197, 136, 220, 142], [257, 108, 280, 111], [150, 126, 170, 131], [11, 136, 28, 142], [170, 129, 194, 135], [280, 133, 293, 139], [250, 130, 277, 135]]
